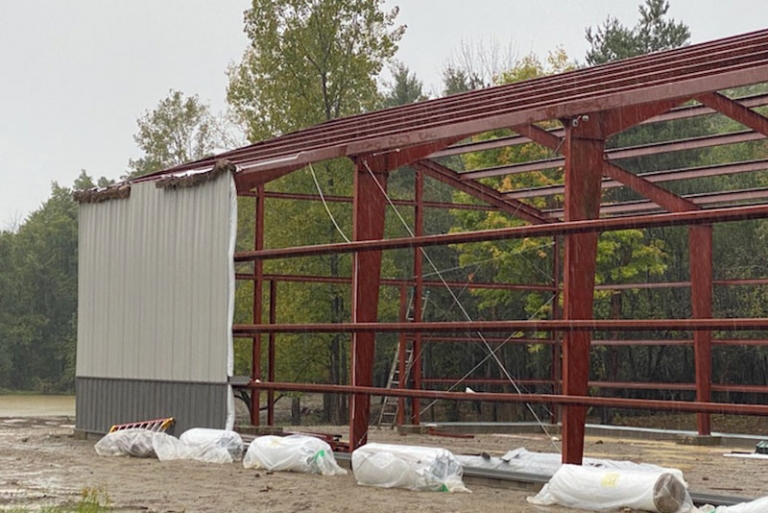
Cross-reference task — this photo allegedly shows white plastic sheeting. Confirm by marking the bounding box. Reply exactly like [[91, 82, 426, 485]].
[[94, 429, 156, 458], [456, 447, 687, 486], [701, 496, 768, 513], [95, 428, 243, 464], [352, 443, 469, 493], [243, 435, 347, 476], [152, 432, 239, 464], [528, 464, 695, 513], [178, 428, 244, 461]]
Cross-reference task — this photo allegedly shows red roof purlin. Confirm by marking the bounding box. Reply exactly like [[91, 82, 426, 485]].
[[146, 28, 768, 192]]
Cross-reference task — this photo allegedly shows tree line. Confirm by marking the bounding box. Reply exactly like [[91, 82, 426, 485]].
[[3, 0, 768, 428]]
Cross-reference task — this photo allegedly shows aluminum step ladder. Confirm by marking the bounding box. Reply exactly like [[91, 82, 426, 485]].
[[376, 342, 414, 428]]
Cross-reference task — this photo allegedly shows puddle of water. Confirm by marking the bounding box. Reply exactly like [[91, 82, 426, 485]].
[[0, 395, 75, 417]]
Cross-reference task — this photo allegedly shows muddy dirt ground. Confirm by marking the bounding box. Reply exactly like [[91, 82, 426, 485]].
[[2, 413, 768, 513]]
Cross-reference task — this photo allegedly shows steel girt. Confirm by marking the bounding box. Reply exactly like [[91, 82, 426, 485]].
[[234, 273, 557, 292], [243, 381, 768, 417], [234, 203, 768, 262], [232, 317, 768, 334], [258, 190, 500, 212]]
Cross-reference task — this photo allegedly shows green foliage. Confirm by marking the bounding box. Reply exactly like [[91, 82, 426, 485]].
[[226, 0, 405, 422], [449, 51, 576, 321], [381, 62, 427, 108], [127, 89, 223, 178], [227, 0, 405, 141], [585, 0, 690, 65]]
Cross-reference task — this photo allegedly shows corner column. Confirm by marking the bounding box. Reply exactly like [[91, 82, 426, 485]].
[[561, 115, 605, 464]]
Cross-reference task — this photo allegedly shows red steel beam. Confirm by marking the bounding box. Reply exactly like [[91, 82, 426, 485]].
[[267, 280, 277, 426], [422, 378, 554, 386], [414, 160, 550, 224], [698, 92, 768, 137], [594, 338, 768, 346], [168, 34, 768, 177], [234, 273, 556, 292], [233, 203, 768, 262], [232, 317, 768, 335], [560, 115, 604, 465], [243, 381, 768, 417], [460, 130, 765, 180], [505, 159, 768, 200], [397, 285, 408, 426], [416, 380, 768, 395], [690, 225, 714, 434], [349, 157, 389, 450], [412, 168, 424, 424], [551, 235, 561, 425], [250, 186, 265, 425], [258, 190, 498, 212], [542, 187, 768, 218], [513, 122, 698, 213], [429, 93, 768, 160]]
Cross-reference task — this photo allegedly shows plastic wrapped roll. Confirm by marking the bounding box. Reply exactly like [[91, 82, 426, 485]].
[[528, 464, 694, 513], [243, 435, 346, 476], [179, 428, 244, 461], [352, 443, 469, 493]]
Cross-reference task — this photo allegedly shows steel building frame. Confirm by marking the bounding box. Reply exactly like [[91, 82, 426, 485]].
[[144, 29, 768, 464]]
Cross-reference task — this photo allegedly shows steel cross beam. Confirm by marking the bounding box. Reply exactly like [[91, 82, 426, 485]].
[[698, 92, 768, 137], [513, 123, 698, 212], [413, 160, 550, 224]]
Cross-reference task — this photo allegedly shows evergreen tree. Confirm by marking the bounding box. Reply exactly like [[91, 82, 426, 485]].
[[585, 0, 690, 65]]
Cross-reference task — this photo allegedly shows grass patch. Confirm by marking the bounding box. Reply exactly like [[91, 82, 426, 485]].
[[9, 488, 111, 513]]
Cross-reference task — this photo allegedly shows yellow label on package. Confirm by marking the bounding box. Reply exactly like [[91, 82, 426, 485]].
[[600, 473, 620, 487]]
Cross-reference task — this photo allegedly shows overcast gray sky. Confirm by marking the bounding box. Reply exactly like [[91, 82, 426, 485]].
[[1, 1, 766, 228]]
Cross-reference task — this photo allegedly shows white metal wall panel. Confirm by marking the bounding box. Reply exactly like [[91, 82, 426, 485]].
[[76, 172, 236, 383]]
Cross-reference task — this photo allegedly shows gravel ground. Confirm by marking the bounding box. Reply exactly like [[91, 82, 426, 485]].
[[2, 415, 768, 512]]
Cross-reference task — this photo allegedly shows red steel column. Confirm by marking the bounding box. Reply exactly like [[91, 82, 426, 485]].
[[561, 115, 605, 464], [689, 225, 713, 435], [412, 169, 424, 424], [267, 279, 277, 426], [550, 236, 561, 425], [250, 186, 265, 425], [349, 158, 389, 450], [397, 284, 408, 426]]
